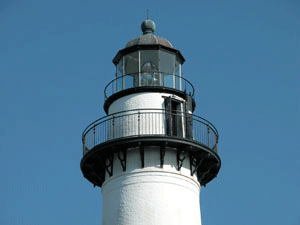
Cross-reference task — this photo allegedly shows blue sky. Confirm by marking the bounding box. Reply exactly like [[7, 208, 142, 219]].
[[1, 0, 299, 224]]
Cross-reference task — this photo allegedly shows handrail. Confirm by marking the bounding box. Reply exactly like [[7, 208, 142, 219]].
[[104, 72, 195, 100], [82, 109, 218, 155], [82, 109, 218, 137]]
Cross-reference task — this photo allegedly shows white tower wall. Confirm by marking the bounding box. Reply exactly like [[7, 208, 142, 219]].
[[108, 92, 184, 114], [102, 147, 202, 225]]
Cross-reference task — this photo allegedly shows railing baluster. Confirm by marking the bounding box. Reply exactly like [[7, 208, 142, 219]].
[[104, 121, 106, 142], [138, 111, 140, 136], [93, 124, 96, 148], [112, 116, 115, 138], [207, 126, 210, 147], [83, 137, 86, 154]]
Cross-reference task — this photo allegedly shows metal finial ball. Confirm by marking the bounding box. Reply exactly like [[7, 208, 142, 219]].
[[141, 19, 156, 34]]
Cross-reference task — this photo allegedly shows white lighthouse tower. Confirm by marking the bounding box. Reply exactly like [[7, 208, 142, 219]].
[[81, 19, 221, 225]]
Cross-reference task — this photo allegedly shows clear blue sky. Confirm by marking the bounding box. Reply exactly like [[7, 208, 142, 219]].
[[1, 0, 299, 224]]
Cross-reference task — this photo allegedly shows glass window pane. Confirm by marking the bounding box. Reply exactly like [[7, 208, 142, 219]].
[[116, 58, 123, 91], [117, 76, 122, 91], [124, 75, 134, 89], [164, 73, 174, 88], [124, 51, 139, 75], [175, 58, 180, 76], [176, 74, 182, 91], [140, 73, 160, 86], [140, 50, 159, 72], [117, 58, 123, 77], [175, 59, 181, 90], [160, 50, 175, 74], [140, 50, 159, 86]]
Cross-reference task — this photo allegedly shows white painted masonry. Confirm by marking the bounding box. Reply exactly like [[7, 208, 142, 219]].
[[102, 148, 202, 225], [108, 92, 185, 114]]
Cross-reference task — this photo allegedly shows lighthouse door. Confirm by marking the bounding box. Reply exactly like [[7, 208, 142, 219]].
[[165, 97, 183, 137]]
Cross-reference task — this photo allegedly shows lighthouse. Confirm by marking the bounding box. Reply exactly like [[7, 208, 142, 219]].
[[80, 19, 221, 225]]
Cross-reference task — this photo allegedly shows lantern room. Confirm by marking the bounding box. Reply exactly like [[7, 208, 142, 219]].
[[112, 19, 186, 92]]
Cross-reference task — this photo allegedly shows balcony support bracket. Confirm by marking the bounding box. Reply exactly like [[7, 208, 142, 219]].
[[117, 149, 127, 172], [176, 149, 186, 171], [190, 153, 203, 176], [160, 142, 167, 168], [139, 142, 145, 168], [104, 153, 114, 177]]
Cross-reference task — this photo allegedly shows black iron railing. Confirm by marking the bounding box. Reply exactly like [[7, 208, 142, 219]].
[[104, 73, 195, 99], [82, 109, 218, 155]]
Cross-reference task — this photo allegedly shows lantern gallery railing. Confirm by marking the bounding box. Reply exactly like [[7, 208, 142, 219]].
[[82, 109, 218, 155], [104, 73, 195, 99]]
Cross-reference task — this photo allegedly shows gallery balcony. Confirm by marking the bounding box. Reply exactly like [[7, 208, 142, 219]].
[[81, 109, 221, 187], [103, 73, 195, 113]]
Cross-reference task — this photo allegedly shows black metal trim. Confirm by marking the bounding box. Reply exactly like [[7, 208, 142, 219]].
[[104, 153, 114, 177], [117, 149, 127, 172], [176, 150, 186, 171], [160, 143, 166, 168], [198, 169, 211, 186], [190, 152, 204, 176], [139, 142, 145, 168]]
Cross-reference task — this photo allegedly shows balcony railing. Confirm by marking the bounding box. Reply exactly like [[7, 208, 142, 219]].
[[82, 109, 218, 155], [104, 73, 195, 100]]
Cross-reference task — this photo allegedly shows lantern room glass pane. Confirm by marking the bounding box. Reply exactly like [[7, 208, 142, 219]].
[[124, 51, 139, 75], [116, 58, 123, 91], [140, 50, 159, 86], [160, 49, 175, 75], [140, 50, 159, 71], [175, 59, 181, 90], [164, 73, 174, 88], [124, 75, 134, 89], [117, 58, 123, 77], [175, 58, 180, 76]]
